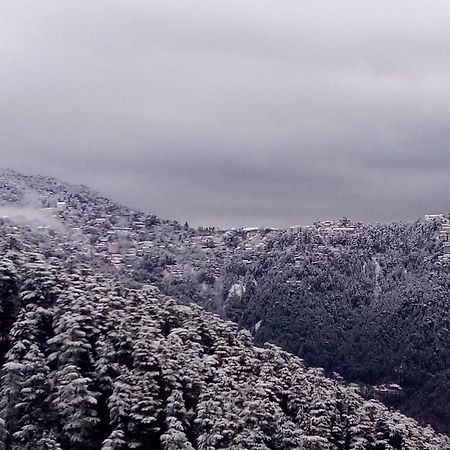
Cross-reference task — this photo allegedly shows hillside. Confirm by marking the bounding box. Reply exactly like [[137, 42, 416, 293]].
[[1, 169, 450, 436], [1, 219, 450, 449], [225, 221, 450, 429]]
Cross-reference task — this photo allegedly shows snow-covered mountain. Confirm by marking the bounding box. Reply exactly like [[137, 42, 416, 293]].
[[1, 169, 450, 444]]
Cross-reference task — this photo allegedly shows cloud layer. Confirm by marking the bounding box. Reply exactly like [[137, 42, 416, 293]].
[[1, 1, 450, 227]]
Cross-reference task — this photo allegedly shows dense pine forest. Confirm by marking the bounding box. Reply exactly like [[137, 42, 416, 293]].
[[226, 222, 450, 433], [1, 169, 450, 449]]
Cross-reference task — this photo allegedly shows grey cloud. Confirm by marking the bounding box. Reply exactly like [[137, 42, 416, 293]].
[[1, 1, 450, 227]]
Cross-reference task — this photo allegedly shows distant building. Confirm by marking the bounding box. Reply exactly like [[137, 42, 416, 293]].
[[374, 383, 403, 396], [424, 214, 445, 221], [439, 231, 449, 242], [332, 227, 356, 234], [289, 225, 303, 233], [56, 201, 66, 211], [242, 227, 260, 238]]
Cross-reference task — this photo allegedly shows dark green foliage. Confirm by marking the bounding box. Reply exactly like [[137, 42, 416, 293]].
[[0, 233, 448, 449], [226, 222, 450, 433]]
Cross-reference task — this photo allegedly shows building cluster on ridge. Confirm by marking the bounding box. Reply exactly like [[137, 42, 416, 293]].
[[424, 213, 450, 262]]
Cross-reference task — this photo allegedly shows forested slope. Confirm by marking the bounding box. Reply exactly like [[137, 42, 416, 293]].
[[1, 222, 450, 449], [2, 169, 450, 438], [224, 222, 450, 433]]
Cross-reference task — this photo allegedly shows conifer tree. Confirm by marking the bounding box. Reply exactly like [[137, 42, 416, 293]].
[[11, 344, 52, 450], [52, 364, 99, 449]]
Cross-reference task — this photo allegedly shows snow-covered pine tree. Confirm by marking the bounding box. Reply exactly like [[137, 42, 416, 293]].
[[11, 344, 52, 449], [52, 364, 99, 449], [101, 429, 126, 450]]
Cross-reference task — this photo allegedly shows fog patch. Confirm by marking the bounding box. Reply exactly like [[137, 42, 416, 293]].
[[0, 206, 66, 232]]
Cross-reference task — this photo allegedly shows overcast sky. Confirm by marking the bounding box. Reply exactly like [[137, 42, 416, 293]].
[[1, 1, 450, 228]]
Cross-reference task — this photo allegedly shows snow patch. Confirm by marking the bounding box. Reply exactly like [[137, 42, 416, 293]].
[[229, 283, 245, 297]]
